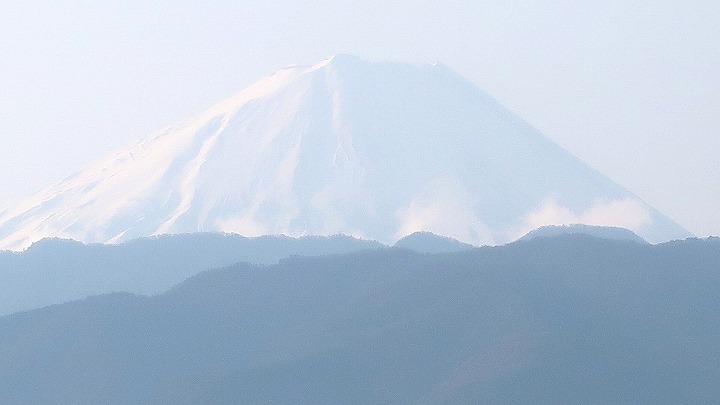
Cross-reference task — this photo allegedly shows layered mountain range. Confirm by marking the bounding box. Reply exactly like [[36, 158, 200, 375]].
[[2, 235, 718, 403], [0, 55, 691, 250]]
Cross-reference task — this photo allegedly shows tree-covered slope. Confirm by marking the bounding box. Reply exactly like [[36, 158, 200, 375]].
[[0, 233, 382, 316], [0, 235, 718, 404]]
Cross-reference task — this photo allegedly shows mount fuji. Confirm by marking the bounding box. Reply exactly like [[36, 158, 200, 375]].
[[0, 55, 691, 250]]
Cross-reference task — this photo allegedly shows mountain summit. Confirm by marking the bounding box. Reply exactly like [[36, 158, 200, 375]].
[[0, 55, 691, 250]]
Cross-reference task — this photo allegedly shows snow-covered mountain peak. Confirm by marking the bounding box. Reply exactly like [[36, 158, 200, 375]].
[[316, 53, 366, 67], [0, 55, 692, 250]]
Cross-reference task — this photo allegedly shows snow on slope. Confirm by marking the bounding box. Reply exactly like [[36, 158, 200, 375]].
[[0, 55, 691, 250]]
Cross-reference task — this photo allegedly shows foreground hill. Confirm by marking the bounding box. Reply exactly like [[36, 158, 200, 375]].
[[0, 235, 718, 404], [393, 231, 476, 253], [518, 224, 648, 244], [0, 233, 382, 316]]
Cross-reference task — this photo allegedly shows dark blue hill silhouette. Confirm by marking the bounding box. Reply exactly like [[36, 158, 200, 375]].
[[393, 231, 476, 253], [0, 235, 718, 403], [0, 233, 382, 316], [518, 224, 648, 244]]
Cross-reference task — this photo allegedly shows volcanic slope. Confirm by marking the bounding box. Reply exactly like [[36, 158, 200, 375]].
[[0, 55, 691, 250]]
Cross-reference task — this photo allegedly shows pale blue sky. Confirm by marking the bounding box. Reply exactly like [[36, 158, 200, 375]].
[[1, 1, 718, 236]]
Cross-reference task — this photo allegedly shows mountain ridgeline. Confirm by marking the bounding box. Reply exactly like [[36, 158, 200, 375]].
[[0, 227, 643, 316], [0, 233, 382, 316], [0, 235, 718, 404]]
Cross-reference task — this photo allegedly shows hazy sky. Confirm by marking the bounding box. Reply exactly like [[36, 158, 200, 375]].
[[1, 1, 718, 237]]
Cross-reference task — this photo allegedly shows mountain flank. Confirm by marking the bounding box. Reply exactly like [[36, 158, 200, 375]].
[[0, 55, 691, 250]]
